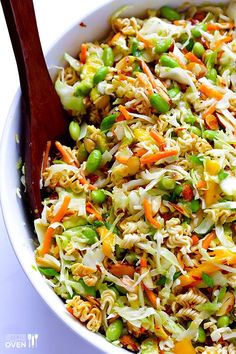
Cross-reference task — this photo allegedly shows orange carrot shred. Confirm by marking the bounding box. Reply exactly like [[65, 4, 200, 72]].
[[142, 284, 158, 308], [118, 105, 132, 120], [80, 43, 87, 64], [191, 235, 200, 245], [55, 141, 76, 166], [42, 140, 51, 173], [135, 148, 148, 157], [86, 202, 103, 220], [169, 52, 187, 69], [41, 195, 71, 255], [140, 149, 178, 165], [202, 102, 217, 120], [150, 130, 166, 149], [143, 199, 161, 229], [213, 35, 232, 50], [136, 32, 153, 48], [140, 257, 147, 267], [202, 231, 216, 249], [207, 22, 234, 31], [79, 177, 97, 191], [199, 84, 223, 100], [185, 52, 204, 65]]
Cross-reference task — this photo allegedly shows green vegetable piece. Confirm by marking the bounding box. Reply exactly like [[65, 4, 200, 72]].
[[158, 177, 176, 190], [173, 271, 181, 281], [38, 267, 59, 277], [202, 272, 214, 287], [184, 114, 196, 125], [106, 319, 123, 342], [141, 338, 159, 354], [63, 215, 87, 229], [192, 42, 205, 58], [63, 226, 98, 245], [131, 38, 141, 57], [168, 86, 181, 98], [218, 286, 227, 302], [160, 54, 179, 68], [218, 169, 229, 181], [185, 38, 194, 51], [149, 93, 170, 113], [75, 80, 93, 96], [69, 121, 80, 141], [198, 327, 206, 343], [160, 6, 181, 21], [191, 23, 207, 38], [189, 126, 202, 137], [100, 113, 117, 131], [91, 189, 106, 204], [207, 68, 217, 83], [115, 245, 126, 260], [77, 143, 88, 162], [86, 149, 102, 173], [125, 252, 138, 265], [217, 316, 230, 328], [203, 130, 218, 141], [157, 275, 167, 286], [155, 37, 172, 54], [204, 50, 216, 68], [96, 134, 108, 153], [77, 278, 96, 297], [196, 301, 219, 313], [53, 159, 64, 164], [102, 47, 114, 67], [93, 66, 109, 84], [114, 284, 128, 294], [173, 185, 183, 198], [132, 62, 142, 75], [190, 199, 200, 212], [189, 155, 204, 165]]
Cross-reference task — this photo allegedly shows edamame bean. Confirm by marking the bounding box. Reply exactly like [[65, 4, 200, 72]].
[[155, 37, 172, 54], [190, 199, 200, 212], [100, 113, 117, 131], [191, 23, 207, 37], [204, 50, 216, 68], [91, 189, 106, 204], [192, 42, 205, 58], [203, 130, 218, 141], [149, 93, 170, 113], [93, 66, 109, 84], [158, 177, 176, 190], [106, 319, 123, 342], [207, 68, 217, 83], [160, 54, 179, 68], [174, 185, 183, 196], [217, 316, 230, 328], [81, 227, 98, 245], [168, 86, 181, 98], [160, 6, 181, 21], [75, 80, 93, 96], [141, 338, 159, 354], [198, 327, 206, 343], [184, 114, 196, 125], [189, 126, 202, 137], [69, 121, 80, 141], [102, 47, 114, 67], [86, 149, 102, 173]]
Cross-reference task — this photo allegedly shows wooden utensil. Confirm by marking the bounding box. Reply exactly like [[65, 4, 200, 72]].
[[1, 0, 68, 217]]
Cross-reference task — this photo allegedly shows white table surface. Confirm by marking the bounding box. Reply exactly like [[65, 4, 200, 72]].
[[0, 1, 109, 353]]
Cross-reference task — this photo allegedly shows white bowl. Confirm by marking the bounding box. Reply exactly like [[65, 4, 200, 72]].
[[0, 0, 227, 353]]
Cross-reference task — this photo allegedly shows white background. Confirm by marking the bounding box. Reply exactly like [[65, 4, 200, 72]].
[[0, 1, 110, 353]]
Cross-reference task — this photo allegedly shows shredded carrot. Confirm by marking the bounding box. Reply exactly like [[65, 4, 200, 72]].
[[55, 141, 76, 166], [141, 60, 157, 89], [169, 52, 187, 69], [79, 177, 97, 191], [116, 113, 125, 122], [67, 307, 74, 315], [136, 72, 153, 95], [207, 22, 234, 31], [204, 114, 219, 130], [116, 155, 130, 164], [109, 32, 121, 46], [182, 184, 194, 201], [140, 149, 178, 165], [196, 180, 207, 189], [41, 195, 71, 255], [109, 263, 135, 278], [120, 335, 139, 352], [42, 140, 51, 173], [202, 102, 217, 120], [199, 84, 223, 100], [143, 199, 161, 229], [213, 35, 233, 50], [150, 130, 165, 149], [140, 257, 147, 267], [185, 52, 204, 65], [135, 148, 148, 157], [86, 202, 103, 221], [118, 105, 132, 120], [136, 32, 153, 48], [191, 235, 199, 245], [80, 43, 87, 64], [202, 231, 216, 249], [142, 284, 158, 308]]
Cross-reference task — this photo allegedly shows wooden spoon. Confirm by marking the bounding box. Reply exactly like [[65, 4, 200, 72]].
[[1, 0, 68, 218]]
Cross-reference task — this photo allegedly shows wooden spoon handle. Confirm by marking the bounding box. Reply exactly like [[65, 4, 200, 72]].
[[1, 0, 53, 113]]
